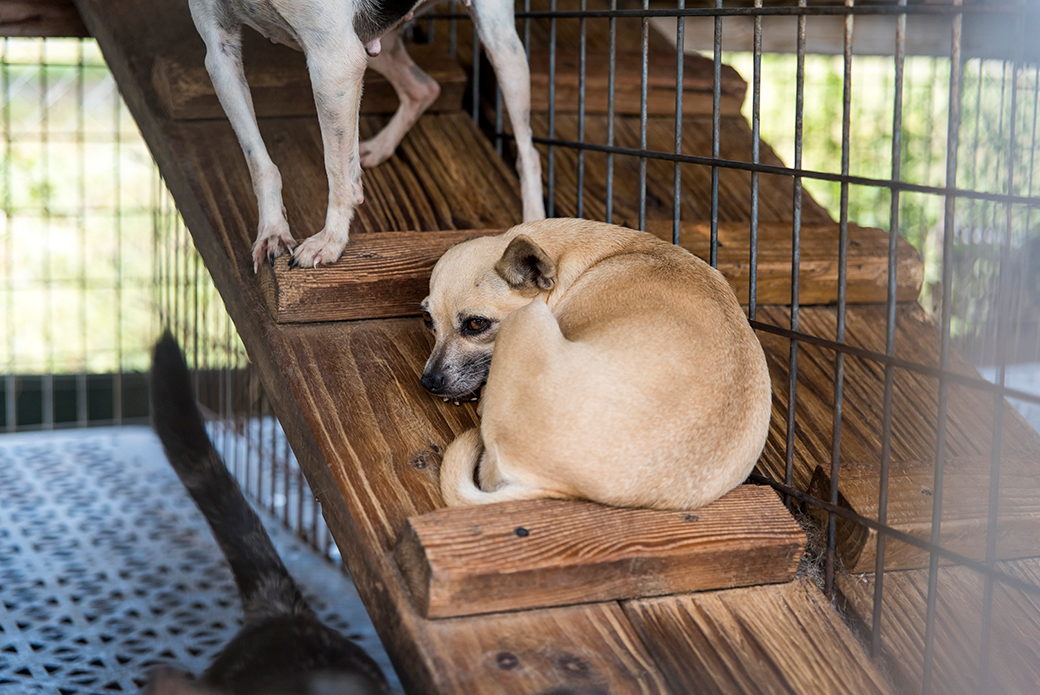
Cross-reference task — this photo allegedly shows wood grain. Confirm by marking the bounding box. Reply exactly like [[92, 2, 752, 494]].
[[753, 303, 1040, 494], [0, 0, 86, 37], [531, 113, 835, 227], [258, 220, 922, 323], [838, 558, 1040, 695], [644, 220, 923, 306], [807, 456, 1040, 572], [153, 40, 467, 120], [396, 485, 805, 619], [625, 577, 897, 695], [258, 229, 502, 323], [526, 48, 747, 116]]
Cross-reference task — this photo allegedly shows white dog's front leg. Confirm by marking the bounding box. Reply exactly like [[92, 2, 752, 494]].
[[468, 0, 545, 222], [188, 4, 296, 272], [290, 34, 369, 268], [359, 27, 441, 169]]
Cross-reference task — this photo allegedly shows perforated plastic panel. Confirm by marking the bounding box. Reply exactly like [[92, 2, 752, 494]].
[[0, 428, 399, 694]]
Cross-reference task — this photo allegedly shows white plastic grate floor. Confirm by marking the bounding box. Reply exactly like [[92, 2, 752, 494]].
[[0, 427, 402, 694]]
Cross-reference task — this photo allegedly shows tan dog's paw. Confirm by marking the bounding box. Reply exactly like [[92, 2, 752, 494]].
[[251, 218, 297, 273], [288, 230, 349, 269]]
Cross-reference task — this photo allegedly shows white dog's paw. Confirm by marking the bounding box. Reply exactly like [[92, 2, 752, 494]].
[[251, 218, 297, 273], [359, 136, 395, 169], [288, 230, 349, 269]]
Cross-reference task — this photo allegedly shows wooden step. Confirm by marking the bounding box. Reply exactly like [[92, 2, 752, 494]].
[[152, 38, 466, 120], [837, 557, 1040, 695], [808, 456, 1040, 573], [395, 485, 805, 619], [626, 577, 897, 695], [258, 220, 922, 323], [258, 229, 500, 323], [525, 47, 747, 116], [752, 302, 1040, 572], [753, 303, 1040, 492]]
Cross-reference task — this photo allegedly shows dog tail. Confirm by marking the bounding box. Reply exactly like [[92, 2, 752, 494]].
[[440, 428, 558, 506], [149, 331, 309, 621]]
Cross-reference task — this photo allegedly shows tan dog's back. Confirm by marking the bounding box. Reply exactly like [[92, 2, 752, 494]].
[[431, 219, 772, 511]]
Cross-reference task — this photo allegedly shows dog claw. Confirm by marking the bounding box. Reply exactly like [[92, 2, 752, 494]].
[[288, 256, 299, 270]]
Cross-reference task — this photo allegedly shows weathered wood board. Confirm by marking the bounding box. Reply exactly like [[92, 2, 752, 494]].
[[259, 220, 922, 323], [396, 485, 806, 619], [644, 220, 922, 306], [526, 48, 747, 116], [808, 456, 1040, 573], [531, 112, 836, 228], [838, 558, 1040, 695], [753, 303, 1040, 495], [153, 39, 467, 120], [258, 229, 502, 323], [625, 577, 898, 695], [0, 0, 87, 37]]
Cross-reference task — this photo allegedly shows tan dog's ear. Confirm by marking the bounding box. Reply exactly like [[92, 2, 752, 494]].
[[495, 235, 556, 292]]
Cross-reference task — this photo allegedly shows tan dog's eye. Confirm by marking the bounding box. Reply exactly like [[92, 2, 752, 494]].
[[463, 317, 490, 334], [422, 311, 434, 330]]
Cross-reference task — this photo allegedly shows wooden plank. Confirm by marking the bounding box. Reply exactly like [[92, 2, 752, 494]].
[[753, 303, 1040, 495], [0, 0, 87, 37], [624, 577, 897, 695], [258, 229, 502, 323], [808, 456, 1040, 572], [837, 558, 1040, 695], [531, 113, 836, 227], [421, 602, 672, 694], [526, 48, 747, 116], [644, 220, 923, 306], [259, 221, 922, 324], [395, 485, 806, 619], [179, 112, 523, 242], [152, 39, 467, 120]]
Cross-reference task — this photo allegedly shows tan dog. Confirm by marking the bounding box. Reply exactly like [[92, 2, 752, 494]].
[[420, 219, 772, 511]]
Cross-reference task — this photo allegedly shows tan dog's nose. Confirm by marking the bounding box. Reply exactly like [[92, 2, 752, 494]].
[[421, 371, 446, 394]]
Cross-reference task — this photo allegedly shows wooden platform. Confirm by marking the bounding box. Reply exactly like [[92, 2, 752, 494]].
[[72, 0, 1040, 692], [838, 558, 1040, 695]]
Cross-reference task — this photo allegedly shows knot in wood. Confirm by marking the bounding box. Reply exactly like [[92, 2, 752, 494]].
[[514, 526, 530, 538], [554, 653, 590, 677], [683, 514, 699, 522], [495, 652, 519, 670], [409, 451, 436, 469]]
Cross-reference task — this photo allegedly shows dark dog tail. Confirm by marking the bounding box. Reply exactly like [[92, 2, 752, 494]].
[[150, 331, 308, 621]]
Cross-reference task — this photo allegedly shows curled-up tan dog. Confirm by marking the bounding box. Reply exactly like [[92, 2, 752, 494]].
[[419, 219, 772, 511]]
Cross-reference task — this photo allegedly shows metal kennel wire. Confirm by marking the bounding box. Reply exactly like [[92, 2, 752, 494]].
[[0, 36, 339, 561]]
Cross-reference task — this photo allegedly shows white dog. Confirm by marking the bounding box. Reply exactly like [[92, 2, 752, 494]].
[[188, 0, 545, 272]]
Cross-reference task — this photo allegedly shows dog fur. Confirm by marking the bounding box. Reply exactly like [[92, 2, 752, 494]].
[[420, 219, 772, 511], [188, 0, 545, 272]]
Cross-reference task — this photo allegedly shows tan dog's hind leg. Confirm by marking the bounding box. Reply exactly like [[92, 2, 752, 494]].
[[440, 429, 555, 506]]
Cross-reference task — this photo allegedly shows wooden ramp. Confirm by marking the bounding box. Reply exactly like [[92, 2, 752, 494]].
[[72, 0, 1040, 692]]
